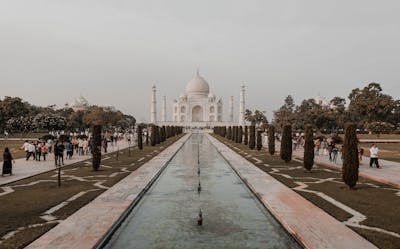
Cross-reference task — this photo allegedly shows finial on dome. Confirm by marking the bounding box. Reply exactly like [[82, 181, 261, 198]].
[[196, 67, 200, 76]]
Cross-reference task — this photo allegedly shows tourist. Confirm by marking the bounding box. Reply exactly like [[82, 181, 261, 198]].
[[358, 148, 364, 162], [2, 147, 15, 176], [78, 138, 84, 155], [35, 141, 42, 161], [103, 138, 108, 153], [56, 142, 65, 166], [54, 141, 59, 166], [57, 142, 65, 166], [369, 144, 379, 168], [329, 141, 336, 162], [83, 139, 89, 155], [27, 141, 36, 161], [331, 144, 338, 164], [21, 140, 30, 160], [66, 140, 73, 159], [314, 139, 321, 155], [4, 130, 9, 140], [47, 138, 53, 154], [41, 142, 48, 161]]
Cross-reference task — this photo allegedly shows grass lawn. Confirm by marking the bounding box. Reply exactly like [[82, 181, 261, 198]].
[[0, 134, 183, 249], [0, 140, 28, 159], [213, 135, 400, 249], [356, 134, 400, 140], [0, 133, 48, 139], [360, 142, 400, 163]]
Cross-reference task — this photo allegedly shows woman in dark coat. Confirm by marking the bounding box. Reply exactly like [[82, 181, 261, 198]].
[[2, 147, 15, 176]]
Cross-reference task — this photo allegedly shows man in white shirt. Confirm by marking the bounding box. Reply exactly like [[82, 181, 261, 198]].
[[369, 143, 380, 168], [21, 140, 30, 160]]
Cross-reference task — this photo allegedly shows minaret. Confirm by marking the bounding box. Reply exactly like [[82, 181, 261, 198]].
[[162, 96, 167, 122], [229, 96, 234, 122], [239, 82, 245, 126], [151, 85, 157, 124]]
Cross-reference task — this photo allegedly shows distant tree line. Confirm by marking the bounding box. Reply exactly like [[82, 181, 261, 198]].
[[0, 96, 136, 133], [273, 83, 400, 134]]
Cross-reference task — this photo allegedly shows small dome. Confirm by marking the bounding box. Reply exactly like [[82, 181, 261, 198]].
[[185, 71, 210, 98], [208, 92, 215, 98], [179, 93, 186, 98]]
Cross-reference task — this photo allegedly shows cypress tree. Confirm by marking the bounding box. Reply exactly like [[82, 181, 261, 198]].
[[171, 126, 175, 137], [256, 130, 262, 150], [223, 126, 227, 137], [267, 125, 275, 155], [342, 123, 359, 189], [233, 126, 237, 142], [249, 125, 256, 149], [146, 128, 149, 145], [280, 125, 292, 163], [161, 126, 166, 142], [92, 125, 102, 171], [150, 125, 156, 146], [156, 126, 161, 144], [137, 125, 143, 150], [166, 125, 171, 138], [238, 126, 243, 143], [244, 126, 248, 145], [227, 126, 232, 140], [303, 124, 314, 171]]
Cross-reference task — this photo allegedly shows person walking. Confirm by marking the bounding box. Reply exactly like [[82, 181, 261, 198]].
[[21, 140, 30, 160], [2, 147, 15, 176], [369, 143, 380, 168]]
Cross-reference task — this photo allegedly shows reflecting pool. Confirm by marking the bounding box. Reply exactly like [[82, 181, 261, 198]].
[[103, 133, 300, 249]]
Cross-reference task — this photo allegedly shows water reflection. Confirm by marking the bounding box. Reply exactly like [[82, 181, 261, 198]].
[[103, 133, 300, 249]]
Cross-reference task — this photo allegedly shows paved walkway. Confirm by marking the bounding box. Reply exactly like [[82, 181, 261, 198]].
[[292, 148, 400, 188], [208, 134, 377, 249], [0, 141, 131, 186], [26, 134, 190, 249]]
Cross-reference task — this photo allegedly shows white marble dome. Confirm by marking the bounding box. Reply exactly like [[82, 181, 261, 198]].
[[185, 72, 210, 98]]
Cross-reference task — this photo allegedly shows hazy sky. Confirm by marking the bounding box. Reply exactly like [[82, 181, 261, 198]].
[[1, 0, 399, 122]]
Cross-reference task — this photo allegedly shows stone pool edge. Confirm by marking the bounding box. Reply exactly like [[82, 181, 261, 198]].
[[26, 133, 191, 249], [206, 133, 377, 249]]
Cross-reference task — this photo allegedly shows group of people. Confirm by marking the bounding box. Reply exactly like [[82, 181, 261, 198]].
[[2, 129, 134, 177], [292, 135, 381, 168]]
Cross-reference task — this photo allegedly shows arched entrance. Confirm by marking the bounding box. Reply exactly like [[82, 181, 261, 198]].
[[192, 105, 203, 122]]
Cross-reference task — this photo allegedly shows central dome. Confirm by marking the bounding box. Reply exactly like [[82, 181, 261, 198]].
[[185, 71, 210, 98]]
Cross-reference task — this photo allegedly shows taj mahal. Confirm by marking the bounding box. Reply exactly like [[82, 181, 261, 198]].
[[151, 70, 246, 128]]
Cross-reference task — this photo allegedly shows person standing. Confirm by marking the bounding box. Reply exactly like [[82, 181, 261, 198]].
[[54, 141, 59, 166], [66, 140, 73, 159], [35, 141, 42, 161], [41, 142, 48, 161], [57, 142, 65, 166], [369, 144, 380, 168], [2, 147, 15, 176]]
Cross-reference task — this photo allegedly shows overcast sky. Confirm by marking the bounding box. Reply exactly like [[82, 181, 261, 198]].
[[1, 0, 399, 122]]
